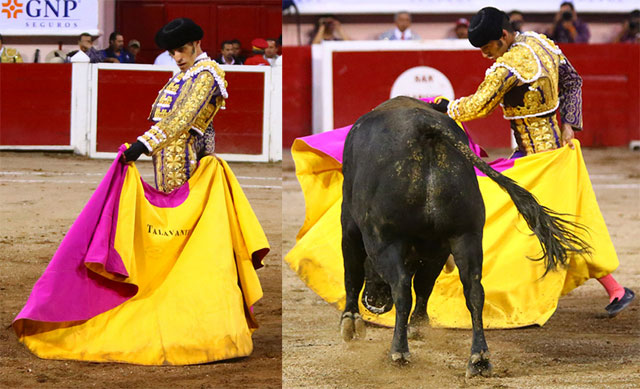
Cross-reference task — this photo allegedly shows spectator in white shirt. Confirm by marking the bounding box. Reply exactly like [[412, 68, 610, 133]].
[[378, 12, 420, 41], [263, 38, 279, 66], [153, 50, 177, 66]]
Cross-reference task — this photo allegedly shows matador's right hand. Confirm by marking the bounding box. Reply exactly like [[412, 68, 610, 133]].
[[122, 141, 148, 163]]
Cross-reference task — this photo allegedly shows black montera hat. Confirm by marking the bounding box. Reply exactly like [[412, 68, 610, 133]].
[[155, 18, 203, 50], [468, 7, 506, 47]]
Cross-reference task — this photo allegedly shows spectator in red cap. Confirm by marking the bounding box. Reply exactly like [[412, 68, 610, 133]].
[[244, 38, 270, 66], [455, 18, 469, 39]]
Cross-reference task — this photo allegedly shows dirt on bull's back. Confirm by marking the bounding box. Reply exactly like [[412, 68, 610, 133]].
[[0, 153, 282, 388], [283, 147, 640, 389]]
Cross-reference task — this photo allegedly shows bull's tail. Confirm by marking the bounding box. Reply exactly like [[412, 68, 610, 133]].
[[438, 126, 591, 275]]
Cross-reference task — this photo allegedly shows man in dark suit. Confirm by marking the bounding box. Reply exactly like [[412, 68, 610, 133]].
[[215, 40, 240, 65]]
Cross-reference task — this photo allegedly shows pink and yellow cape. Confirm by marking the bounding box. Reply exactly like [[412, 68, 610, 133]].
[[14, 146, 269, 365], [285, 119, 618, 329]]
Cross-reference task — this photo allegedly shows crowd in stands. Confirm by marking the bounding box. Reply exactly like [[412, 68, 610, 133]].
[[65, 32, 136, 63], [307, 4, 640, 45], [0, 30, 282, 66], [2, 3, 637, 62], [214, 37, 281, 66]]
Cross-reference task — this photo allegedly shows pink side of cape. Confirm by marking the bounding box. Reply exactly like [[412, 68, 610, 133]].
[[14, 145, 193, 324]]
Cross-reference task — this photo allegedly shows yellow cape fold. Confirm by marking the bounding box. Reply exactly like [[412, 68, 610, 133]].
[[16, 156, 269, 365], [285, 139, 618, 329]]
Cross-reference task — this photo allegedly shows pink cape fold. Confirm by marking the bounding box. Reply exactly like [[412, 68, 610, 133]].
[[13, 145, 193, 324], [297, 98, 514, 174], [14, 145, 133, 323]]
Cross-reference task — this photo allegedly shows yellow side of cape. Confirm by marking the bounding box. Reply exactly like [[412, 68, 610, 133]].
[[16, 156, 268, 365], [285, 139, 618, 329]]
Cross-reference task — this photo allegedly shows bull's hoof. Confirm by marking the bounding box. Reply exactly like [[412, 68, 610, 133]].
[[390, 351, 411, 364], [340, 312, 365, 341], [362, 291, 393, 315], [354, 314, 366, 337], [465, 351, 492, 378]]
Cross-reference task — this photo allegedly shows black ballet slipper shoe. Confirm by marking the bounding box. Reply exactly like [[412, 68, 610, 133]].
[[605, 287, 635, 317]]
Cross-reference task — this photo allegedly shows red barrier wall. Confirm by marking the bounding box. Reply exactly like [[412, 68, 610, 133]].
[[562, 44, 640, 147], [332, 50, 507, 147], [1, 65, 266, 155], [215, 71, 265, 155], [0, 64, 72, 146], [96, 69, 174, 152], [282, 46, 312, 147], [116, 0, 282, 65], [96, 69, 265, 155], [282, 44, 640, 148]]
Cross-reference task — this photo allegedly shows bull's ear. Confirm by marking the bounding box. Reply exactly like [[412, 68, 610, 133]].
[[434, 96, 451, 105]]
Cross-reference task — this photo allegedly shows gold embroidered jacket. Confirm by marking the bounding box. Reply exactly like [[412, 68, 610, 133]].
[[447, 32, 583, 155], [138, 54, 227, 192]]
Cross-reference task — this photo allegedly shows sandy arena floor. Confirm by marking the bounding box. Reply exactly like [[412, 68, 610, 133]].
[[283, 146, 639, 389], [0, 152, 282, 388]]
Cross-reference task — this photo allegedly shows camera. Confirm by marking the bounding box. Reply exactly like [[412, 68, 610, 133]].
[[561, 11, 573, 21]]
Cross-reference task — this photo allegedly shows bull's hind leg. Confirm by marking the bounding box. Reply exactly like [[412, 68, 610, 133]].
[[450, 233, 492, 378], [372, 242, 413, 364], [340, 211, 366, 341]]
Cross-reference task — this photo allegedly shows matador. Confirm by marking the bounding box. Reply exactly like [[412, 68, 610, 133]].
[[123, 18, 227, 193], [430, 7, 635, 316]]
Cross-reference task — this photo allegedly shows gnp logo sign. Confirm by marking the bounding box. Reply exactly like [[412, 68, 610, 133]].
[[0, 0, 98, 36], [390, 66, 454, 101]]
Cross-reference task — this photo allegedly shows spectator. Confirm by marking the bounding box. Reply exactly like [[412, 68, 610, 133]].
[[264, 38, 279, 66], [454, 18, 469, 39], [128, 39, 141, 62], [378, 11, 420, 40], [613, 9, 640, 43], [153, 50, 177, 66], [244, 38, 270, 66], [509, 10, 524, 33], [0, 34, 23, 63], [66, 33, 104, 63], [275, 35, 283, 67], [230, 39, 245, 64], [547, 1, 590, 43], [311, 15, 350, 44], [215, 40, 238, 65], [101, 32, 134, 63]]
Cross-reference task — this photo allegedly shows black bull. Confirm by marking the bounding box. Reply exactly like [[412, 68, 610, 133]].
[[340, 97, 590, 377]]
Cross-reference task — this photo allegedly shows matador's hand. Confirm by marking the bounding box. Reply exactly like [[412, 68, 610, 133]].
[[561, 123, 575, 150], [122, 141, 148, 163]]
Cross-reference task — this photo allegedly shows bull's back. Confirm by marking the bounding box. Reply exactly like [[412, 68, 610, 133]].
[[342, 97, 484, 235]]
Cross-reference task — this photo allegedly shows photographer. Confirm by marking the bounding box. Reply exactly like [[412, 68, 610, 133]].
[[613, 9, 640, 43], [311, 15, 350, 44], [547, 2, 590, 43]]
